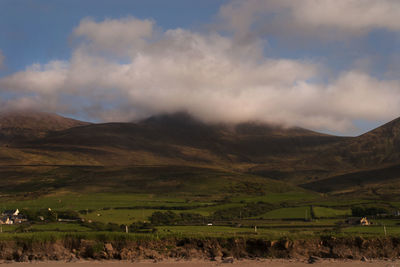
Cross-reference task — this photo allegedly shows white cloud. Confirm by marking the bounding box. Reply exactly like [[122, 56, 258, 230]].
[[0, 50, 4, 69], [219, 0, 400, 39], [73, 17, 155, 56], [0, 61, 68, 94], [1, 16, 400, 133]]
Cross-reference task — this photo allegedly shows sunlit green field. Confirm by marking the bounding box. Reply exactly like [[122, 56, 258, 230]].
[[81, 209, 161, 224], [1, 193, 194, 211], [157, 225, 294, 238], [254, 206, 311, 220], [313, 206, 351, 218], [342, 225, 400, 235], [0, 223, 91, 232], [230, 191, 318, 204]]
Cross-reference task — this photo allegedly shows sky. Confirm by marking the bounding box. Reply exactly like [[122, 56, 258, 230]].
[[0, 0, 399, 136]]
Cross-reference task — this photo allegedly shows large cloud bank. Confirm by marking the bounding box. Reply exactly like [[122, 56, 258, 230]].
[[0, 50, 4, 69], [220, 0, 400, 39], [1, 2, 400, 133]]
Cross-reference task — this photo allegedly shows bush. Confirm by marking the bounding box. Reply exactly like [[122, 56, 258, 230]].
[[57, 210, 80, 220], [129, 221, 156, 233], [213, 202, 277, 220], [351, 206, 390, 217], [80, 221, 124, 232], [149, 211, 206, 225], [21, 208, 57, 222], [78, 209, 94, 214], [150, 211, 180, 225]]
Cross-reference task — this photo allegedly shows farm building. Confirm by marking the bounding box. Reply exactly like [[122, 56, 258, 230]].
[[3, 209, 19, 216], [345, 217, 371, 226], [360, 217, 370, 226], [0, 209, 27, 224], [0, 216, 13, 225]]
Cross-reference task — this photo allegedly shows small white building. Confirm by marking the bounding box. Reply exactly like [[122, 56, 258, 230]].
[[0, 209, 23, 225], [360, 217, 370, 226], [3, 209, 19, 217], [0, 217, 13, 225]]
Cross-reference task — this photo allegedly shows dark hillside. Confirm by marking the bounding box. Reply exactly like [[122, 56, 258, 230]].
[[20, 112, 344, 167], [0, 110, 89, 143], [1, 111, 400, 196]]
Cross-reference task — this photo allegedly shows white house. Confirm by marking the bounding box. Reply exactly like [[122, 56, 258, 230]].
[[0, 216, 13, 225], [0, 209, 24, 224]]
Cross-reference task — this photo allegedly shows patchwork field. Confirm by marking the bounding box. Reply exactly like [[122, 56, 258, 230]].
[[1, 189, 400, 240]]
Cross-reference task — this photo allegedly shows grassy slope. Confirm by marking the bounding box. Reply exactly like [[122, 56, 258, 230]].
[[300, 164, 400, 194], [313, 206, 351, 218], [0, 110, 89, 142], [0, 165, 305, 198], [255, 206, 311, 219]]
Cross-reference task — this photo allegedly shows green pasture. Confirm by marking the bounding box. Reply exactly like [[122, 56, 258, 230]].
[[309, 199, 376, 208], [231, 191, 319, 204], [184, 203, 246, 216], [0, 223, 91, 233], [82, 209, 161, 224], [313, 206, 351, 218], [371, 219, 400, 226], [30, 223, 91, 232], [157, 225, 297, 238], [254, 206, 311, 220], [342, 225, 400, 236], [238, 219, 339, 227], [0, 193, 201, 211], [1, 184, 400, 239]]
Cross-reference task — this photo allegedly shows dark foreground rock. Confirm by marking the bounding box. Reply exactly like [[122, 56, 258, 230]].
[[1, 236, 400, 262]]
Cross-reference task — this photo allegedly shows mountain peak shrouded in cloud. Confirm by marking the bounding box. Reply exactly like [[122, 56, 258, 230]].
[[0, 1, 399, 135]]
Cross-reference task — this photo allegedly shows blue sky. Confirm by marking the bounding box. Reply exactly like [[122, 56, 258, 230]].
[[0, 0, 227, 75], [0, 0, 399, 136]]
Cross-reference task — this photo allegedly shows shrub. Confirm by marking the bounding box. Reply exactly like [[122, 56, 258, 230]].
[[351, 206, 390, 217], [213, 202, 277, 220], [149, 211, 206, 225]]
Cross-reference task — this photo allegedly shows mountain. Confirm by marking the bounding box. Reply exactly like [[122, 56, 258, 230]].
[[0, 110, 90, 143], [341, 117, 400, 166], [14, 112, 342, 167], [1, 110, 400, 198], [300, 117, 400, 195]]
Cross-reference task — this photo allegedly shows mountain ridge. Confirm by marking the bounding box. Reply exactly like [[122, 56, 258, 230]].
[[0, 110, 90, 142], [1, 110, 400, 197]]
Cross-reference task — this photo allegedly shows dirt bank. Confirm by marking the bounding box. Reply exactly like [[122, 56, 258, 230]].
[[3, 259, 400, 267], [1, 236, 400, 262]]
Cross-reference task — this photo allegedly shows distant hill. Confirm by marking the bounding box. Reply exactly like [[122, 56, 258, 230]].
[[0, 110, 90, 143], [306, 117, 400, 168], [343, 117, 400, 166], [17, 112, 342, 167], [299, 117, 400, 195]]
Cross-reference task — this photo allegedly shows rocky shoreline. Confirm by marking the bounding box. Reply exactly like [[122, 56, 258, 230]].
[[1, 236, 400, 263], [3, 259, 400, 267]]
